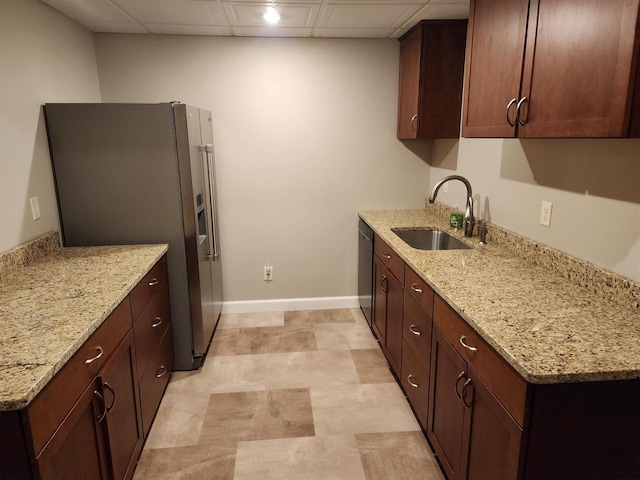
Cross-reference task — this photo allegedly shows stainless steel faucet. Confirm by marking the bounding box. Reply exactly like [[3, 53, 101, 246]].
[[429, 175, 475, 237]]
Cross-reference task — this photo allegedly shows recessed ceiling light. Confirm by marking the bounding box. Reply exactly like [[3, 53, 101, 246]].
[[263, 6, 281, 24]]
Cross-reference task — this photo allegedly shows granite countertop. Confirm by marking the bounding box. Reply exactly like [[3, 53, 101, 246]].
[[359, 209, 640, 385], [0, 244, 168, 411]]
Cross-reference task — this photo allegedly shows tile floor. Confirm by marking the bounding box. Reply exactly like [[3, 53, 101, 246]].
[[133, 309, 444, 480]]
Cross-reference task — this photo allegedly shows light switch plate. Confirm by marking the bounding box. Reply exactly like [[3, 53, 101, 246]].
[[30, 197, 41, 220]]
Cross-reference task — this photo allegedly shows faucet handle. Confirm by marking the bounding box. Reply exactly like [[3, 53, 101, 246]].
[[477, 222, 488, 245]]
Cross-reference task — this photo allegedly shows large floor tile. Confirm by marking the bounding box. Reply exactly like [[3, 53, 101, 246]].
[[355, 431, 444, 480], [218, 312, 284, 329], [167, 350, 361, 396], [350, 348, 395, 384], [209, 325, 317, 356], [285, 309, 356, 325], [311, 383, 420, 436], [133, 443, 236, 480], [143, 391, 210, 449], [314, 322, 379, 350], [233, 434, 367, 480], [199, 388, 314, 444]]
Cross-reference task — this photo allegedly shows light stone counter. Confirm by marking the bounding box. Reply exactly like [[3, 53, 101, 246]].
[[0, 241, 168, 410], [359, 208, 640, 385]]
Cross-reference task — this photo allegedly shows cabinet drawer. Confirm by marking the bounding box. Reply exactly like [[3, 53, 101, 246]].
[[433, 296, 527, 427], [134, 280, 171, 381], [404, 267, 434, 315], [402, 291, 432, 372], [28, 299, 132, 456], [401, 340, 428, 430], [130, 256, 168, 321], [374, 235, 404, 284], [139, 327, 174, 438]]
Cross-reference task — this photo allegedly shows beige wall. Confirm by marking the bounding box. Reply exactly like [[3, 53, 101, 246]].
[[0, 0, 101, 252], [427, 137, 640, 281], [94, 34, 430, 302]]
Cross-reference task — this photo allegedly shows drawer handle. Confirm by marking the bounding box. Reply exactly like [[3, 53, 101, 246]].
[[407, 375, 419, 388], [454, 371, 466, 400], [461, 378, 473, 409], [380, 274, 388, 293], [104, 381, 117, 412], [148, 278, 159, 287], [151, 317, 163, 328], [382, 252, 392, 259], [156, 365, 168, 378], [409, 325, 421, 336], [94, 390, 107, 422], [459, 336, 477, 352], [410, 283, 423, 294], [85, 346, 104, 365], [410, 114, 418, 132]]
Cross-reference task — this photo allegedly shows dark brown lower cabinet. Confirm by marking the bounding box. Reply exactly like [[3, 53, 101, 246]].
[[400, 340, 429, 429], [372, 255, 403, 376], [462, 368, 524, 480], [99, 331, 143, 480], [36, 381, 110, 480], [428, 327, 524, 480]]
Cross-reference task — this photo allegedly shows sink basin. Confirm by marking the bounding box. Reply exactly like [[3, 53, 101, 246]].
[[392, 228, 471, 251]]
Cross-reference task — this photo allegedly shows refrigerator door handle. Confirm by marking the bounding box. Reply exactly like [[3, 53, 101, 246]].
[[200, 144, 220, 261]]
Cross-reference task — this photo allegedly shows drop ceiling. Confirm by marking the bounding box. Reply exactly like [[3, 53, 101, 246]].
[[39, 0, 470, 38]]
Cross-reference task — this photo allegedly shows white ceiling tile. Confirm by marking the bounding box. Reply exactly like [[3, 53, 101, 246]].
[[231, 26, 313, 37], [113, 0, 227, 25], [317, 4, 421, 29], [429, 0, 469, 4], [41, 0, 135, 22], [223, 3, 319, 28], [83, 21, 149, 33], [326, 0, 424, 4], [313, 27, 394, 38], [144, 24, 233, 35]]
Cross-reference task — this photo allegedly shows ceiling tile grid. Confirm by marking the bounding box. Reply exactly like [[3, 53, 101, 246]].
[[38, 0, 469, 38]]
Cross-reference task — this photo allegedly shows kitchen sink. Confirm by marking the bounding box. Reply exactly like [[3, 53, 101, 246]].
[[391, 227, 471, 251]]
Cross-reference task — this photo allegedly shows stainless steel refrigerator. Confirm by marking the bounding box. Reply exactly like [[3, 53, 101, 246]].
[[44, 102, 223, 370]]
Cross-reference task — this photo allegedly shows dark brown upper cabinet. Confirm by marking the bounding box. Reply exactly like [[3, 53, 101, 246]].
[[397, 20, 468, 139], [462, 0, 640, 138]]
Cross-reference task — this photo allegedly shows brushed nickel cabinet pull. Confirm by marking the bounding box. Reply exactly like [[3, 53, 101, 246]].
[[459, 336, 478, 352], [85, 346, 104, 365], [156, 365, 168, 378], [151, 317, 163, 328], [454, 371, 466, 400], [407, 375, 419, 388], [382, 253, 391, 259], [409, 325, 421, 336], [94, 390, 107, 422], [461, 378, 473, 409], [104, 381, 117, 412], [148, 278, 159, 287], [410, 283, 423, 294], [411, 114, 418, 132], [506, 97, 517, 126], [516, 96, 528, 126]]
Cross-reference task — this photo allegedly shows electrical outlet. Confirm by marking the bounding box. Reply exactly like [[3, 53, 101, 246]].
[[540, 201, 553, 227], [264, 265, 273, 281], [29, 197, 41, 220]]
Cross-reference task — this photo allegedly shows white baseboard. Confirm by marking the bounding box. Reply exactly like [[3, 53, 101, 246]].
[[222, 296, 360, 314]]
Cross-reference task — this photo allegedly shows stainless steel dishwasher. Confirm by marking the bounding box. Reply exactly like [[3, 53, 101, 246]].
[[358, 219, 374, 326]]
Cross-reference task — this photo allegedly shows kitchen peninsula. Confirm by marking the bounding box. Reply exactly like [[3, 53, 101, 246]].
[[0, 233, 171, 480]]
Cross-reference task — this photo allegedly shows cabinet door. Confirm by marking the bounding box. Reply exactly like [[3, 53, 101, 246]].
[[462, 0, 529, 137], [99, 331, 143, 480], [384, 271, 403, 376], [397, 26, 422, 139], [36, 381, 109, 480], [519, 0, 640, 137], [372, 256, 387, 343], [461, 368, 524, 480], [427, 327, 467, 480]]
